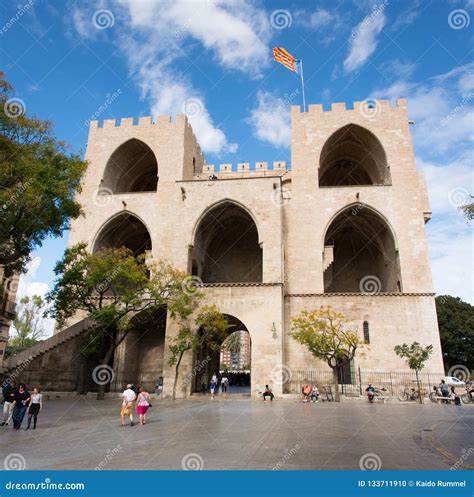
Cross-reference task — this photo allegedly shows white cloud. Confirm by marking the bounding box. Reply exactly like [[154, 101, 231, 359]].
[[71, 0, 272, 156], [295, 8, 339, 29], [246, 91, 293, 148], [418, 155, 474, 215], [14, 257, 55, 338], [427, 226, 473, 305], [372, 62, 474, 154], [344, 9, 386, 72]]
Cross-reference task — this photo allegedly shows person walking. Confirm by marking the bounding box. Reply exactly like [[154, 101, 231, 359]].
[[210, 374, 217, 399], [121, 384, 136, 427], [221, 375, 229, 395], [136, 387, 151, 426], [12, 383, 30, 431], [26, 387, 42, 430], [440, 379, 449, 404], [1, 380, 16, 427]]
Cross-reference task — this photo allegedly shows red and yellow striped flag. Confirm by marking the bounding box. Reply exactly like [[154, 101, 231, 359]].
[[273, 47, 299, 73]]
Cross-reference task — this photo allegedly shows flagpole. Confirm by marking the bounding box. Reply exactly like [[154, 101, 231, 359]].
[[299, 59, 306, 112]]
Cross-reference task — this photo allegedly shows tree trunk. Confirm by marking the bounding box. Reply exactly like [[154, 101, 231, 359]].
[[332, 367, 340, 402], [172, 352, 184, 401], [416, 370, 423, 404], [96, 345, 115, 401]]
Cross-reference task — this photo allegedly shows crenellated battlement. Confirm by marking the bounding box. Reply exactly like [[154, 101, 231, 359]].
[[89, 113, 192, 130], [192, 161, 289, 179], [292, 98, 408, 116]]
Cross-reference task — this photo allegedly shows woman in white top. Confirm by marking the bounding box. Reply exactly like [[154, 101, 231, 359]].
[[26, 387, 42, 430]]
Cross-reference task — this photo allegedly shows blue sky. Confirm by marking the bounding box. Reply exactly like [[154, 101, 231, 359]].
[[1, 0, 473, 334]]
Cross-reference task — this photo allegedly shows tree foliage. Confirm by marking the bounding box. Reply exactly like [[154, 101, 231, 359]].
[[46, 243, 196, 398], [0, 74, 86, 276], [290, 307, 362, 401], [5, 295, 46, 357], [394, 341, 433, 404], [436, 295, 474, 371], [168, 305, 228, 400]]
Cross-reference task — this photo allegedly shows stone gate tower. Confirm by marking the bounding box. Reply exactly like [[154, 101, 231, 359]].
[[2, 99, 445, 397]]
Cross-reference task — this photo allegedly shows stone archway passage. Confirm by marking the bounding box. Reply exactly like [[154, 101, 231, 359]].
[[319, 124, 390, 186], [93, 213, 151, 258], [193, 314, 251, 395], [323, 206, 401, 293], [192, 202, 262, 283], [102, 138, 158, 193]]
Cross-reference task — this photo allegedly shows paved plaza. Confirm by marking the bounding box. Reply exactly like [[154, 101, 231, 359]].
[[0, 397, 473, 471]]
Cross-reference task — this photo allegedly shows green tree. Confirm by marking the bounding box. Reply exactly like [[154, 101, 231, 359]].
[[168, 305, 228, 400], [394, 342, 433, 404], [47, 243, 195, 399], [5, 295, 46, 357], [459, 201, 473, 222], [0, 75, 86, 277], [436, 295, 474, 372], [221, 330, 242, 354], [290, 307, 362, 401]]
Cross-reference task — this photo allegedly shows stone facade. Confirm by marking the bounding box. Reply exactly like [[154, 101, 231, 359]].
[[56, 99, 443, 396]]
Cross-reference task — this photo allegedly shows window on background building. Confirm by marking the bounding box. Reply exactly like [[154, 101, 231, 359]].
[[363, 321, 370, 344]]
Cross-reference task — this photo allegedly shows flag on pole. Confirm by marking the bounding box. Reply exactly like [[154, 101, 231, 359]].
[[272, 47, 306, 112], [273, 47, 300, 73]]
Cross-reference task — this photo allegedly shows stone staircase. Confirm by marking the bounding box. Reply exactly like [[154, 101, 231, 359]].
[[2, 317, 95, 373]]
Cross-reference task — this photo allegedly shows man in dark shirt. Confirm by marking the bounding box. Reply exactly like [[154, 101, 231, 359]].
[[12, 383, 30, 431]]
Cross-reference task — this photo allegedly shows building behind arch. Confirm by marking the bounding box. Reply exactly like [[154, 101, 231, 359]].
[[2, 100, 445, 396]]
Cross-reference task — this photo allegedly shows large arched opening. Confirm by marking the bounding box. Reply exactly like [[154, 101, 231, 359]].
[[114, 306, 167, 394], [319, 124, 390, 186], [102, 139, 158, 193], [323, 205, 401, 293], [92, 213, 152, 258], [193, 314, 251, 396], [191, 201, 262, 283]]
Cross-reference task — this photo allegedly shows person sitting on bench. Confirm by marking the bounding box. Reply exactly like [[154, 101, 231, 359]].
[[262, 385, 275, 402]]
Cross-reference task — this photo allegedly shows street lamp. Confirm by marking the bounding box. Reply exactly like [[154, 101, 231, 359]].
[[271, 322, 277, 339]]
